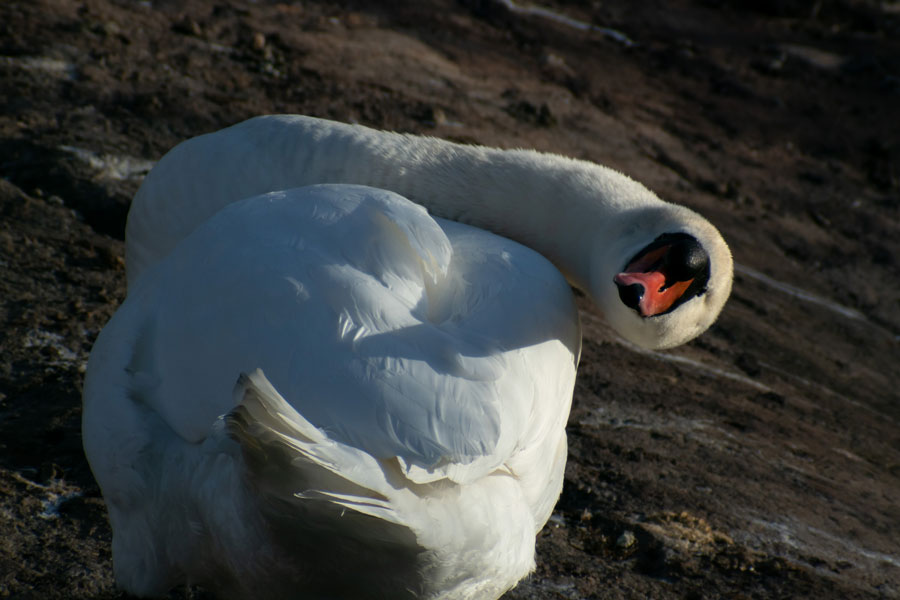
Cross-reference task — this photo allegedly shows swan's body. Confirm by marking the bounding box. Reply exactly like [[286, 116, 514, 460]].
[[85, 185, 578, 598], [85, 115, 733, 599]]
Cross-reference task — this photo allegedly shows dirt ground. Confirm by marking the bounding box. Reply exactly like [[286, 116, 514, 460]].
[[1, 0, 898, 598]]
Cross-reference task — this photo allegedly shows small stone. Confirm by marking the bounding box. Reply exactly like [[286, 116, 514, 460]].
[[252, 32, 266, 51], [616, 530, 636, 549]]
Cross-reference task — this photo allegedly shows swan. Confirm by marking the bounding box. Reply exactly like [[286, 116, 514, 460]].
[[125, 115, 732, 350], [83, 116, 733, 599]]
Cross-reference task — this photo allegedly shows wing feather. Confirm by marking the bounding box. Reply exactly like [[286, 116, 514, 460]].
[[126, 185, 578, 484]]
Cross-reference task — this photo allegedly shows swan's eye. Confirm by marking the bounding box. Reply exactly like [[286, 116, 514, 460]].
[[613, 233, 710, 317]]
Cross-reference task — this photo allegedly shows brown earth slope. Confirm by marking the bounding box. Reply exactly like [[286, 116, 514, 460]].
[[1, 0, 898, 598]]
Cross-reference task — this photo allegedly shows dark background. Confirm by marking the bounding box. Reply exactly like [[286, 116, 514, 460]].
[[1, 1, 898, 598]]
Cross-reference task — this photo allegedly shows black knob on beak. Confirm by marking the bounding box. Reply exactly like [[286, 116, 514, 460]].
[[665, 237, 708, 282]]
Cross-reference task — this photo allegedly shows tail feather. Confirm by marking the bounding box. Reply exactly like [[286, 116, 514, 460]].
[[223, 370, 537, 598], [294, 490, 398, 523], [217, 370, 426, 598], [224, 369, 410, 524]]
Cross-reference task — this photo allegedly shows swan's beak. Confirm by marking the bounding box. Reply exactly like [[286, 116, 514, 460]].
[[614, 235, 708, 318], [614, 271, 693, 317]]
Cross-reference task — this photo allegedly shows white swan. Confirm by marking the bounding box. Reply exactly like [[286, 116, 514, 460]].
[[125, 115, 732, 350], [83, 116, 733, 599]]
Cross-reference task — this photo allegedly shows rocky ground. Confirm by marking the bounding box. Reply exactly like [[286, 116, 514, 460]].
[[1, 0, 899, 598]]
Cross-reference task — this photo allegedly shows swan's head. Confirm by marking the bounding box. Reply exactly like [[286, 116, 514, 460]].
[[591, 203, 733, 350]]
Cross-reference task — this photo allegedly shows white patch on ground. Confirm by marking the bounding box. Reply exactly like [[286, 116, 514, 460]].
[[745, 516, 900, 595], [497, 0, 634, 46], [509, 577, 580, 599], [0, 56, 77, 80], [7, 471, 83, 520], [579, 310, 770, 393], [547, 513, 566, 527], [780, 44, 847, 70], [577, 397, 739, 453], [619, 336, 773, 392], [758, 359, 898, 425], [735, 263, 896, 341], [23, 329, 87, 372], [40, 488, 84, 520], [58, 145, 155, 182]]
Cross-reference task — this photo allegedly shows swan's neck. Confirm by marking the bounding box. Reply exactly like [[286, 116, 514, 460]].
[[131, 116, 670, 295], [296, 122, 662, 292]]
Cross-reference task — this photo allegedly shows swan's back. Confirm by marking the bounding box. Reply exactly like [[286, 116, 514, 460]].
[[123, 185, 579, 473], [126, 115, 421, 283], [84, 185, 580, 598]]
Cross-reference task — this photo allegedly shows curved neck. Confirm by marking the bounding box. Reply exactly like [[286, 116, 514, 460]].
[[292, 120, 664, 292], [131, 115, 669, 294]]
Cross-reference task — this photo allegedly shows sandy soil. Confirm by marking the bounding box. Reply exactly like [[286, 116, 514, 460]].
[[1, 0, 899, 598]]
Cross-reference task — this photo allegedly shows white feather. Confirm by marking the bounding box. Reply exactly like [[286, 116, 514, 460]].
[[126, 115, 732, 350], [84, 185, 579, 599], [85, 114, 733, 599]]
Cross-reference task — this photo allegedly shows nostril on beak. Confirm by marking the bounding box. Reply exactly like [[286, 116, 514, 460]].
[[616, 281, 644, 311]]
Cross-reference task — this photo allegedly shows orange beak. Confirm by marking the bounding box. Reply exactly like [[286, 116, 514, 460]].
[[615, 244, 695, 317]]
